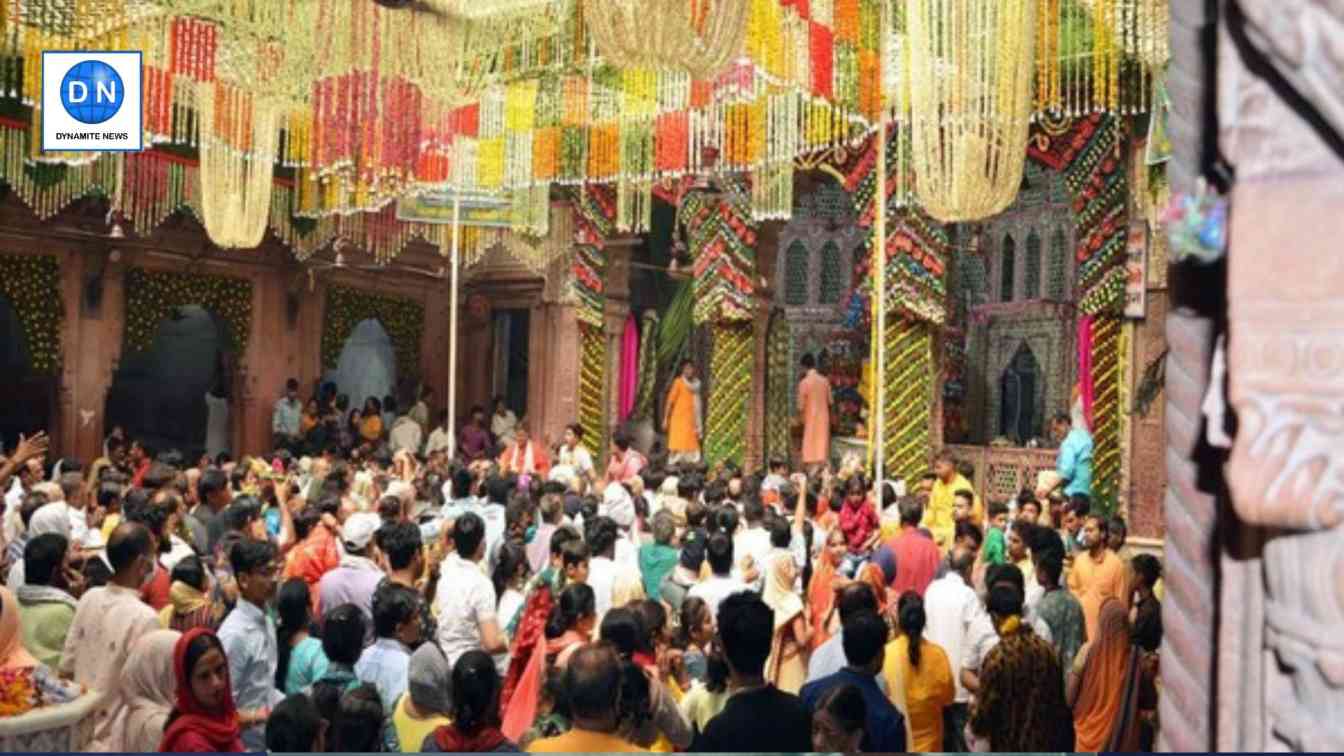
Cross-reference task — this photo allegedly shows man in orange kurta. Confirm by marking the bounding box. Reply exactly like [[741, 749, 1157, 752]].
[[664, 360, 702, 465], [1067, 515, 1130, 642], [498, 426, 551, 479], [797, 354, 832, 471]]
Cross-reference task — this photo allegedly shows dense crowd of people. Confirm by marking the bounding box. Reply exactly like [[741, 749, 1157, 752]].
[[0, 377, 1163, 752]]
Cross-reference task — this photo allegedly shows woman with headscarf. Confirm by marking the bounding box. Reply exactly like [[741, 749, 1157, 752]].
[[1068, 597, 1146, 751], [969, 585, 1074, 752], [762, 549, 811, 694], [0, 585, 81, 716], [392, 642, 455, 753], [501, 582, 597, 742], [115, 630, 181, 752], [159, 628, 245, 752], [807, 528, 847, 652]]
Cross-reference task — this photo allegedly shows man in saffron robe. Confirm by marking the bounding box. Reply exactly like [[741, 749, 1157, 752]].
[[797, 354, 832, 473], [498, 425, 550, 479], [1067, 514, 1129, 643], [664, 360, 702, 465]]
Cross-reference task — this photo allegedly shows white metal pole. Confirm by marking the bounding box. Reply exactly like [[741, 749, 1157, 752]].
[[874, 124, 886, 499], [873, 0, 887, 500], [448, 192, 461, 459]]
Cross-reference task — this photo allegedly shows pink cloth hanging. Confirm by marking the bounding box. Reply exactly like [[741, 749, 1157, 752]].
[[1077, 315, 1095, 431], [618, 313, 639, 422]]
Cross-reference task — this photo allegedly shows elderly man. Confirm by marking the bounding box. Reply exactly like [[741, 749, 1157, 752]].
[[59, 523, 161, 750]]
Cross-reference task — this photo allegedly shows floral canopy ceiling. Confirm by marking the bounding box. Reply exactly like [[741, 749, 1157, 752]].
[[0, 0, 1167, 260]]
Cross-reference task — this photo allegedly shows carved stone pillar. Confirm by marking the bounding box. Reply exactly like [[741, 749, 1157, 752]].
[[602, 239, 635, 458], [1212, 1, 1344, 751]]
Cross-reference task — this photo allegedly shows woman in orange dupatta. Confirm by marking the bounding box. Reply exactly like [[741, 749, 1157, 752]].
[[857, 561, 889, 615], [762, 551, 810, 694], [807, 529, 847, 652], [1068, 598, 1144, 751]]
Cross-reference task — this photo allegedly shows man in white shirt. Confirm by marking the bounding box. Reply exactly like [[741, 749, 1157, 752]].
[[60, 523, 161, 750], [388, 414, 423, 456], [687, 532, 752, 618], [434, 512, 508, 671], [959, 563, 1053, 694], [425, 410, 453, 457], [922, 547, 983, 752], [554, 424, 597, 487], [733, 498, 773, 587], [490, 397, 518, 445], [585, 515, 642, 620]]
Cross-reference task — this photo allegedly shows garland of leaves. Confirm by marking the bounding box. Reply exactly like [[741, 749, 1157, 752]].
[[1090, 313, 1122, 500], [705, 322, 752, 467], [884, 317, 934, 483], [1027, 113, 1128, 315], [568, 186, 617, 456], [630, 311, 660, 422], [764, 308, 793, 464], [0, 254, 62, 373], [578, 324, 608, 458], [320, 285, 425, 379], [124, 267, 252, 354]]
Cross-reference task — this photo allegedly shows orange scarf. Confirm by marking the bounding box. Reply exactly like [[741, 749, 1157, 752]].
[[1073, 598, 1142, 751], [806, 550, 838, 652]]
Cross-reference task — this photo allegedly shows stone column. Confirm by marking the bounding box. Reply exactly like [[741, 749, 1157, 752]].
[[601, 238, 636, 458]]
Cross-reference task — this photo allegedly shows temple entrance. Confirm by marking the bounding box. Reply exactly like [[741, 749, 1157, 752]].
[[491, 309, 530, 417], [0, 295, 55, 451], [324, 318, 397, 413], [105, 305, 226, 457]]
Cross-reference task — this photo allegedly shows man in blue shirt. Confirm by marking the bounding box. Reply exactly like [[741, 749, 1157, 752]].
[[272, 378, 302, 453], [800, 611, 908, 752], [1051, 412, 1094, 498], [217, 539, 285, 751]]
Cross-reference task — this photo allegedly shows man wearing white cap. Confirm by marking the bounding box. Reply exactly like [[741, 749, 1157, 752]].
[[317, 511, 384, 642]]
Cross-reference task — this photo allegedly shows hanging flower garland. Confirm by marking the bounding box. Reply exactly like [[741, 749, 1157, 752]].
[[0, 254, 63, 374], [123, 267, 253, 354], [320, 285, 425, 379]]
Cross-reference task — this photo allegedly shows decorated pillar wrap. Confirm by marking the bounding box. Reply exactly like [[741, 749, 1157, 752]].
[[678, 184, 758, 467], [843, 125, 949, 481], [569, 188, 617, 456], [1028, 113, 1130, 502]]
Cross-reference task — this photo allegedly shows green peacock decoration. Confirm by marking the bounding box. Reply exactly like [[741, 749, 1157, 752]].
[[764, 308, 793, 464], [705, 322, 753, 467]]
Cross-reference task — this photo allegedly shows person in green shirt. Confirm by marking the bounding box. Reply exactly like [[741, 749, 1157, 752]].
[[16, 532, 79, 670], [980, 501, 1010, 567], [638, 511, 679, 600]]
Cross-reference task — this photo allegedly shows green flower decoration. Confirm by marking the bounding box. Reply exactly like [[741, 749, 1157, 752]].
[[123, 268, 253, 354], [0, 254, 63, 374]]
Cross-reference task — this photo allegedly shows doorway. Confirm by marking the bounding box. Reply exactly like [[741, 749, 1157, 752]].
[[0, 295, 55, 452], [324, 318, 398, 414], [491, 309, 530, 418], [105, 305, 225, 456]]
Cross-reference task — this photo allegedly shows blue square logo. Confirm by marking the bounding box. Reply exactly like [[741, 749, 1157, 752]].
[[41, 51, 143, 152]]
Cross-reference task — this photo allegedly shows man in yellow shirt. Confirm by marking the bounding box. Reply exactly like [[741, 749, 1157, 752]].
[[923, 451, 981, 552]]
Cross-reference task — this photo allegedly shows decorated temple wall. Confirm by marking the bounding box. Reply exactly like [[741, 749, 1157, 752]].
[[0, 193, 582, 461]]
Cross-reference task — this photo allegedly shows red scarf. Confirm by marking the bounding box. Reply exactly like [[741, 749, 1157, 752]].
[[159, 627, 243, 753], [433, 724, 509, 753]]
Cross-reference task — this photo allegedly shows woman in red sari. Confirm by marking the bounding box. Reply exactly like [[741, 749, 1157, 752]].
[[159, 628, 244, 753], [500, 582, 596, 742]]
